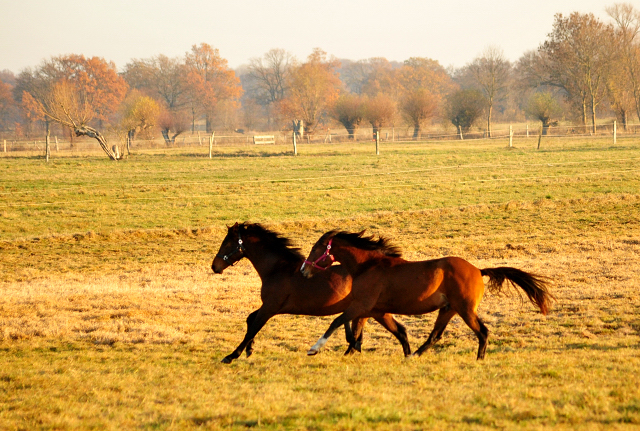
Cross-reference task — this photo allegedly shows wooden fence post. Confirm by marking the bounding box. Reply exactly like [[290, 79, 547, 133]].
[[198, 131, 202, 146], [292, 131, 297, 156], [55, 136, 59, 151], [613, 120, 617, 145], [3, 139, 6, 153], [375, 131, 380, 155]]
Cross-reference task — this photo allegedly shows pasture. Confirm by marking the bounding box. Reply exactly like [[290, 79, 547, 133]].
[[1, 137, 640, 429]]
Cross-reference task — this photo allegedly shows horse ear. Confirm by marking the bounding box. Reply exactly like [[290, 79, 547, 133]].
[[357, 229, 366, 237]]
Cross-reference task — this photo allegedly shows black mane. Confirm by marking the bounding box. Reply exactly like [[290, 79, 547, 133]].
[[323, 230, 402, 257], [240, 223, 304, 263]]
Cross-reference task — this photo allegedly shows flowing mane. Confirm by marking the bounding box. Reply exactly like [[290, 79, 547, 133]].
[[241, 223, 305, 263], [325, 230, 403, 257]]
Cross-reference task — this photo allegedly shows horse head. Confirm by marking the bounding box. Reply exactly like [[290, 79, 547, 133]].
[[212, 222, 246, 273]]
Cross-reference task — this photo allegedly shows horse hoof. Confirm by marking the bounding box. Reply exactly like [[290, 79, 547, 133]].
[[307, 349, 318, 356], [221, 356, 234, 364]]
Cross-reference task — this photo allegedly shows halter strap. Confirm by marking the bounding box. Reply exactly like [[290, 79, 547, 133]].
[[301, 238, 335, 271], [216, 233, 245, 264]]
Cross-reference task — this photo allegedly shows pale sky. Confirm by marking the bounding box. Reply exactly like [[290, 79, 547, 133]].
[[0, 0, 618, 74]]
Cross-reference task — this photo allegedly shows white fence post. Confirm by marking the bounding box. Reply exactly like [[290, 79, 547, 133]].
[[292, 132, 297, 156], [509, 125, 513, 148], [613, 120, 617, 145]]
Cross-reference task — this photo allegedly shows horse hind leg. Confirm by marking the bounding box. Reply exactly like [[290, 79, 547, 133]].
[[414, 307, 456, 356], [458, 309, 489, 360], [373, 314, 412, 357]]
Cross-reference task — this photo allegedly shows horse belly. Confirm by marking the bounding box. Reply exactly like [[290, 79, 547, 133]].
[[278, 279, 353, 316], [373, 291, 447, 315], [372, 265, 447, 315]]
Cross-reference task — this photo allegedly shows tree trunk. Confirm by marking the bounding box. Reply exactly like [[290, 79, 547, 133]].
[[412, 123, 420, 140], [347, 128, 355, 140], [206, 114, 213, 134], [590, 96, 597, 134], [45, 120, 50, 162], [74, 125, 118, 161], [542, 118, 550, 136], [581, 96, 588, 130]]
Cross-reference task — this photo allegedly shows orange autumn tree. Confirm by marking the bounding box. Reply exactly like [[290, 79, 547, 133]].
[[279, 48, 342, 134], [16, 55, 128, 160], [184, 43, 242, 132]]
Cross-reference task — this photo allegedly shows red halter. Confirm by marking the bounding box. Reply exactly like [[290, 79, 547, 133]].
[[301, 238, 335, 271]]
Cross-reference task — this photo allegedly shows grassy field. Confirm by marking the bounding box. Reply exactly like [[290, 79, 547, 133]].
[[1, 137, 640, 429]]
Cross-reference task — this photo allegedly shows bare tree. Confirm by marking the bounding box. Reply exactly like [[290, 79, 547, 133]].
[[17, 56, 127, 160], [245, 49, 296, 128], [467, 46, 511, 137], [123, 55, 187, 111], [539, 13, 615, 133], [26, 80, 118, 159], [607, 3, 640, 122], [247, 49, 295, 105]]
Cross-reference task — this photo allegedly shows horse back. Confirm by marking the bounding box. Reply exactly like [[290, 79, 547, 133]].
[[359, 256, 484, 315]]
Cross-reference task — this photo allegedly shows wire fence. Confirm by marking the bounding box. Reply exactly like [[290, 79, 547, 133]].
[[1, 121, 639, 155]]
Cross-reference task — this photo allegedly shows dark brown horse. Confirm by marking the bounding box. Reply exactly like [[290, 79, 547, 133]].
[[212, 223, 411, 363], [300, 231, 554, 359]]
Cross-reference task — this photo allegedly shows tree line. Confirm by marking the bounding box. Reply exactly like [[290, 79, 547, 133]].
[[0, 4, 638, 159]]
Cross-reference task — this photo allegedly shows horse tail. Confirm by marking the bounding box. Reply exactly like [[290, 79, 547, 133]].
[[480, 267, 554, 315]]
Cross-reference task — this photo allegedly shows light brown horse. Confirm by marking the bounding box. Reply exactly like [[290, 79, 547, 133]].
[[212, 223, 411, 363], [300, 231, 554, 359]]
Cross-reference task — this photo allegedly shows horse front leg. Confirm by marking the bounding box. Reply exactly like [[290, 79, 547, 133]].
[[244, 310, 259, 358], [344, 317, 368, 355], [222, 308, 273, 364]]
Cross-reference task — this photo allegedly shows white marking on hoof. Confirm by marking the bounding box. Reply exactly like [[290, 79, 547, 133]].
[[307, 337, 327, 355]]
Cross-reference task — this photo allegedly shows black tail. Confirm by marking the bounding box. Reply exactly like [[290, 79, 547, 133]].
[[480, 267, 554, 315]]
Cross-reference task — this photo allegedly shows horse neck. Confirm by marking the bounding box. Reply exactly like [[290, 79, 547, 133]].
[[333, 244, 383, 273], [243, 238, 299, 280]]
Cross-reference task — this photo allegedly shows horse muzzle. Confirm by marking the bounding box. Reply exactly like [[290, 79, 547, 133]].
[[211, 257, 227, 274]]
